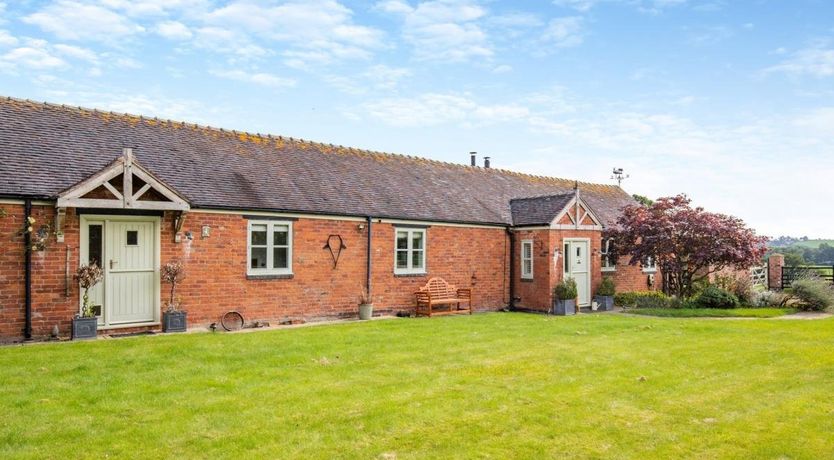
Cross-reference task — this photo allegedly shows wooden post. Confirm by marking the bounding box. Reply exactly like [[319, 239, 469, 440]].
[[122, 148, 133, 208]]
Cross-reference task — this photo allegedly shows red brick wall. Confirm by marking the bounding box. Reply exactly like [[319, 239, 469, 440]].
[[510, 229, 659, 312], [0, 205, 81, 340], [512, 229, 552, 311], [0, 205, 510, 341]]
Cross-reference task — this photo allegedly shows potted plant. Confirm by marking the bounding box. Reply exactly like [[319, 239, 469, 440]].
[[594, 276, 616, 311], [161, 260, 187, 332], [73, 263, 103, 340], [553, 277, 578, 316], [358, 287, 373, 320]]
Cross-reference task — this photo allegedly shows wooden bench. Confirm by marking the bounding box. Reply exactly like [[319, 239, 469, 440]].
[[415, 277, 472, 317]]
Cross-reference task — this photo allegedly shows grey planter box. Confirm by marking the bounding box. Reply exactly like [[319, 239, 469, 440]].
[[553, 299, 576, 316], [163, 311, 187, 333], [72, 316, 98, 340], [359, 304, 374, 320], [594, 295, 614, 311]]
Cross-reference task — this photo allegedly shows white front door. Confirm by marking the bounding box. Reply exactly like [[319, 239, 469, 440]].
[[564, 239, 591, 307], [81, 216, 159, 327]]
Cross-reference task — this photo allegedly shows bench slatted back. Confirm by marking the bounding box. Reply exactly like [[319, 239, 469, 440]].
[[423, 277, 456, 300]]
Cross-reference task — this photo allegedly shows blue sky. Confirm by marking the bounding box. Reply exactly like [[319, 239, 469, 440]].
[[1, 1, 832, 237]]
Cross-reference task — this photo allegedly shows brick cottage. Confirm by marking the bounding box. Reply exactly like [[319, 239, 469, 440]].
[[0, 97, 659, 341]]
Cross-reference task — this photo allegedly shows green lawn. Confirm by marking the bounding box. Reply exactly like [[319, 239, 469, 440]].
[[627, 308, 797, 318], [2, 313, 833, 459]]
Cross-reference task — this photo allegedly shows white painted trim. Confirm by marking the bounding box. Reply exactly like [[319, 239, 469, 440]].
[[0, 199, 54, 206], [193, 208, 367, 222], [563, 237, 592, 307], [98, 321, 160, 331], [80, 214, 161, 328], [550, 196, 605, 230], [246, 220, 294, 276], [379, 218, 503, 229], [510, 226, 550, 231], [57, 151, 189, 212], [393, 227, 427, 275], [520, 239, 534, 279]]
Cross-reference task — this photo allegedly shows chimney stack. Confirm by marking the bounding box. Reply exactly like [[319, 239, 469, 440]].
[[470, 151, 477, 167], [484, 156, 491, 168]]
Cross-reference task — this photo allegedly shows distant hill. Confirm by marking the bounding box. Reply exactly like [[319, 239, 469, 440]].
[[768, 237, 834, 249], [767, 238, 834, 265], [784, 239, 834, 249]]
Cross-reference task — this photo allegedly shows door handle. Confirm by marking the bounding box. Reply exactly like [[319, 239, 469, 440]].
[[110, 259, 117, 269]]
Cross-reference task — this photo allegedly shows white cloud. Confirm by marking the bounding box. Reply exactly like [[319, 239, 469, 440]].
[[685, 25, 733, 46], [492, 64, 512, 73], [99, 0, 210, 17], [53, 44, 99, 62], [541, 17, 584, 49], [203, 1, 384, 66], [23, 1, 145, 43], [378, 0, 492, 62], [210, 69, 296, 88], [155, 21, 192, 40], [0, 29, 17, 47], [0, 41, 66, 70], [552, 0, 687, 14], [766, 45, 834, 78], [363, 92, 529, 127]]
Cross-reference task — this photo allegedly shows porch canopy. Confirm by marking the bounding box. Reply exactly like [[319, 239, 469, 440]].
[[56, 148, 190, 213]]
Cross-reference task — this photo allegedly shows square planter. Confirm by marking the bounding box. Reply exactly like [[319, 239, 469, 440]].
[[553, 299, 576, 316], [163, 311, 188, 333], [72, 316, 98, 340], [594, 295, 614, 312]]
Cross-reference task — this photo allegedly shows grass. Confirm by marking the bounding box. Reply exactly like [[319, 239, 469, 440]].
[[2, 313, 834, 459], [627, 307, 797, 318]]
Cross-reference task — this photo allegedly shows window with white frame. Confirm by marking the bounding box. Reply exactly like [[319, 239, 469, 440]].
[[248, 220, 292, 275], [394, 228, 426, 274], [601, 238, 616, 271], [642, 256, 657, 273], [521, 239, 534, 279]]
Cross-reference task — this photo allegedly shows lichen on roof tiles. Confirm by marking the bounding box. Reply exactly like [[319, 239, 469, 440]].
[[0, 96, 637, 225]]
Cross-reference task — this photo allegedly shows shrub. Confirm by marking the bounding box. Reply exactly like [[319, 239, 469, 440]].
[[597, 276, 616, 296], [554, 277, 578, 300], [614, 291, 669, 308], [695, 286, 739, 309], [713, 274, 753, 303], [750, 290, 789, 308], [634, 295, 670, 309], [789, 278, 834, 311]]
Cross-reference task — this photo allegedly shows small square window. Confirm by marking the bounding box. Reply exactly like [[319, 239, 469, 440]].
[[126, 230, 138, 246]]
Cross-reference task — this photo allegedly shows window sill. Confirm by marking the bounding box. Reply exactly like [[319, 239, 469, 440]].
[[601, 267, 617, 273], [247, 273, 294, 280], [642, 269, 657, 274], [394, 272, 427, 278], [520, 278, 534, 283]]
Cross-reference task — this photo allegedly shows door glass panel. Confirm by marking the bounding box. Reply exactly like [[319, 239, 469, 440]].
[[88, 224, 103, 267], [564, 243, 570, 272], [126, 230, 138, 246]]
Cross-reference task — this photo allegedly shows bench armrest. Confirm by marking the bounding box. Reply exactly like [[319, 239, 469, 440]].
[[456, 289, 471, 299]]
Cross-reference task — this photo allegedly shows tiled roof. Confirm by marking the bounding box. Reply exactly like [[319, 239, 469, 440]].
[[510, 193, 576, 226], [0, 97, 635, 226]]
